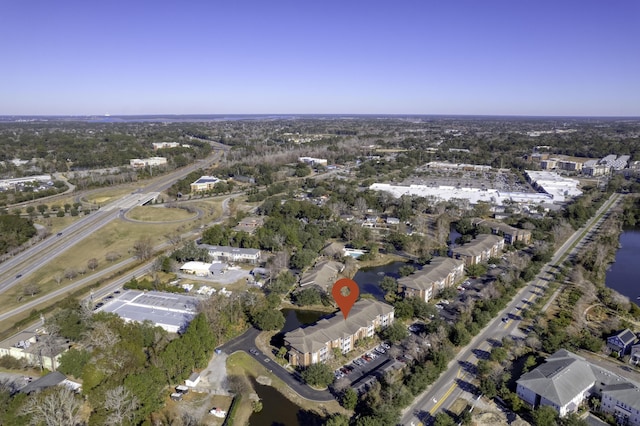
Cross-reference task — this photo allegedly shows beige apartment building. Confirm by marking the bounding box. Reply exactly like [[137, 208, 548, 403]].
[[284, 299, 394, 367], [397, 257, 465, 302], [450, 234, 504, 266]]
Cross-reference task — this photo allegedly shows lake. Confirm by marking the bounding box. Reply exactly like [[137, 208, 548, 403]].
[[352, 261, 407, 299], [605, 229, 640, 306], [248, 378, 324, 426]]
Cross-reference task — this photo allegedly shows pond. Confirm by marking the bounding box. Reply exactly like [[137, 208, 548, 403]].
[[605, 229, 640, 306], [352, 261, 407, 300], [248, 377, 324, 426], [280, 308, 326, 334]]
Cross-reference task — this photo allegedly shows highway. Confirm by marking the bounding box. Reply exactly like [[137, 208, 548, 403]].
[[0, 150, 223, 310], [401, 193, 621, 426], [0, 191, 235, 326]]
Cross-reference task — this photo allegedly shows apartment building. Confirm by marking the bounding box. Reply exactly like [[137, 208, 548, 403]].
[[284, 299, 394, 367], [472, 219, 532, 245], [450, 234, 504, 266], [397, 257, 465, 302]]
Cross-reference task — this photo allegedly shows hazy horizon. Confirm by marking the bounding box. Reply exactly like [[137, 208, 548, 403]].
[[3, 1, 639, 116]]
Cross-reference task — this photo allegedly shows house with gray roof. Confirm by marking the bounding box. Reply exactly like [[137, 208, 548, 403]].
[[450, 234, 504, 266], [20, 371, 67, 394], [601, 383, 640, 425], [607, 328, 637, 357], [299, 260, 344, 291], [517, 349, 634, 417], [397, 257, 465, 302], [284, 299, 394, 367]]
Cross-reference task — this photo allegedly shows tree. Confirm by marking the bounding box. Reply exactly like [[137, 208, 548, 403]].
[[103, 385, 140, 426], [301, 363, 333, 388], [380, 322, 408, 343], [106, 251, 121, 262], [64, 269, 78, 280], [53, 272, 64, 286], [532, 405, 559, 426], [132, 236, 153, 260], [325, 414, 350, 426], [23, 283, 40, 297], [433, 412, 456, 426], [19, 386, 82, 426], [87, 258, 99, 271], [340, 387, 358, 410], [290, 249, 317, 270], [292, 287, 322, 306], [380, 276, 398, 294], [252, 309, 285, 331], [58, 348, 91, 378]]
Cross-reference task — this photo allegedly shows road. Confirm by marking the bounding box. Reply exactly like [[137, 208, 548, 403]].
[[0, 151, 223, 299], [217, 328, 334, 402], [401, 193, 621, 426], [0, 191, 237, 326]]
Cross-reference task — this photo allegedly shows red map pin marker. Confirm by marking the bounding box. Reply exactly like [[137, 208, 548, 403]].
[[332, 278, 360, 320]]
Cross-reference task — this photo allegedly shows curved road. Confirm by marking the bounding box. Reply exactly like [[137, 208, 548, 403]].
[[217, 328, 334, 402]]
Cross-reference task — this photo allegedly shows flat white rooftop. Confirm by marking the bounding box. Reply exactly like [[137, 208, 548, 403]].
[[98, 290, 199, 333], [369, 183, 552, 206]]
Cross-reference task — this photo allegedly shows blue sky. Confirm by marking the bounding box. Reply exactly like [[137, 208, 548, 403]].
[[2, 0, 639, 116]]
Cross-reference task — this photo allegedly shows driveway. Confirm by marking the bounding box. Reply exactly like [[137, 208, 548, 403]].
[[217, 327, 333, 402]]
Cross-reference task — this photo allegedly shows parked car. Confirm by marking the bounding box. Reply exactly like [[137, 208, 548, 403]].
[[382, 342, 391, 350]]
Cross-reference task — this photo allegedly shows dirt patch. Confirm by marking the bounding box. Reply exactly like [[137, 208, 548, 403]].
[[161, 392, 233, 426], [256, 375, 272, 386]]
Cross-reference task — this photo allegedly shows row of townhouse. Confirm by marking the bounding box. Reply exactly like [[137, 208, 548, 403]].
[[397, 257, 465, 303], [450, 234, 505, 266], [471, 219, 532, 245], [197, 243, 261, 264], [284, 299, 394, 367], [516, 349, 640, 424]]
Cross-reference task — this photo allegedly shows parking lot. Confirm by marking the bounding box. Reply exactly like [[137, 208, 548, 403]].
[[332, 342, 401, 394]]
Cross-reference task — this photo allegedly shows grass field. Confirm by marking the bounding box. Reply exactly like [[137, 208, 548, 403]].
[[127, 205, 197, 222], [0, 202, 222, 318]]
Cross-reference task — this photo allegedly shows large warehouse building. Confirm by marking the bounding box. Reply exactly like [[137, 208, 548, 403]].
[[97, 290, 199, 333]]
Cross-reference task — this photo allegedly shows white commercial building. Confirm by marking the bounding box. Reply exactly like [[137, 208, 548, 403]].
[[198, 244, 261, 264], [369, 183, 552, 207], [190, 176, 221, 192], [129, 157, 168, 168], [97, 290, 199, 333], [0, 175, 52, 190], [298, 157, 328, 166], [524, 170, 582, 202]]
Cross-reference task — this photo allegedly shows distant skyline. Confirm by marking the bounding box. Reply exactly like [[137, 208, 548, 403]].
[[2, 1, 639, 117]]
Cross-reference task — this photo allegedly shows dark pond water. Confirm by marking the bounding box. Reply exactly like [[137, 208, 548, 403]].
[[605, 229, 640, 306], [352, 261, 407, 299], [248, 378, 324, 426], [280, 308, 326, 334]]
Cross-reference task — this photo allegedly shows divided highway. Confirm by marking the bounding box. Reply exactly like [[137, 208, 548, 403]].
[[0, 150, 223, 313]]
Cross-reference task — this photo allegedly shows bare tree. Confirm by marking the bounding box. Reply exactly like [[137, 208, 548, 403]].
[[354, 197, 368, 215], [23, 283, 40, 297], [85, 321, 120, 351], [103, 385, 139, 426], [106, 251, 121, 263], [87, 258, 99, 271], [53, 272, 64, 286], [165, 231, 183, 247], [132, 236, 153, 260], [20, 386, 82, 425], [64, 269, 78, 281]]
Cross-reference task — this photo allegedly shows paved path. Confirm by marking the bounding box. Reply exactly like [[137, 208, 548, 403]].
[[217, 327, 334, 402]]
